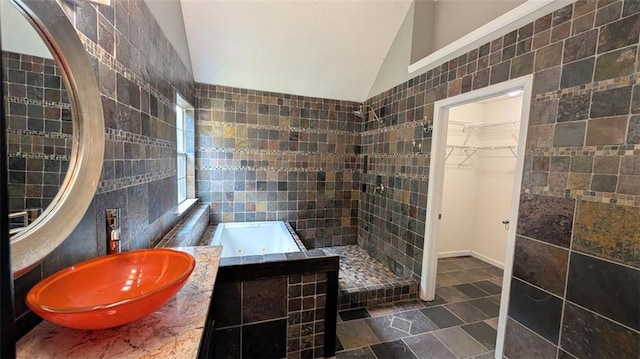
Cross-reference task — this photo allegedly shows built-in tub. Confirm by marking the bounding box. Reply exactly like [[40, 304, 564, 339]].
[[211, 221, 303, 257]]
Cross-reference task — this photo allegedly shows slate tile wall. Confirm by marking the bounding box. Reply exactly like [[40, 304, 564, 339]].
[[361, 1, 640, 356], [12, 0, 195, 338], [194, 84, 361, 248], [2, 51, 71, 214]]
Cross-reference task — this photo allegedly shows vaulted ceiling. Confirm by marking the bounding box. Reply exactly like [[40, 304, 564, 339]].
[[179, 0, 413, 102]]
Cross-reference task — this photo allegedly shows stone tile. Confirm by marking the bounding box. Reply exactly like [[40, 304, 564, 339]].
[[336, 319, 379, 350], [573, 200, 640, 267], [568, 173, 592, 190], [535, 42, 563, 71], [365, 316, 412, 341], [336, 346, 376, 359], [468, 297, 501, 318], [484, 317, 499, 330], [633, 86, 640, 114], [621, 156, 640, 175], [560, 303, 639, 359], [243, 277, 287, 323], [370, 340, 417, 359], [623, 0, 640, 16], [437, 272, 461, 287], [367, 304, 399, 317], [395, 310, 439, 335], [504, 318, 557, 359], [560, 57, 594, 88], [533, 67, 561, 94], [339, 308, 371, 321], [242, 319, 287, 358], [447, 270, 477, 283], [472, 281, 501, 295], [557, 93, 590, 122], [593, 156, 620, 174], [619, 175, 640, 194], [566, 252, 640, 330], [461, 321, 497, 350], [509, 278, 563, 344], [591, 174, 617, 191], [420, 306, 465, 329], [594, 46, 637, 81], [595, 1, 623, 26], [531, 98, 558, 125], [436, 286, 471, 303], [570, 156, 593, 173], [213, 282, 242, 328], [597, 13, 640, 53], [627, 115, 640, 143], [516, 194, 575, 248], [586, 116, 628, 145], [212, 327, 241, 359], [422, 294, 447, 307], [575, 0, 596, 17], [513, 236, 569, 296], [472, 352, 495, 359], [553, 121, 586, 147], [526, 124, 554, 147], [590, 86, 632, 118], [433, 327, 488, 358], [574, 13, 596, 37], [453, 283, 490, 299], [563, 29, 598, 63], [511, 52, 534, 78], [550, 156, 571, 172], [394, 301, 426, 312], [490, 60, 510, 85], [402, 333, 457, 359], [445, 301, 490, 323]]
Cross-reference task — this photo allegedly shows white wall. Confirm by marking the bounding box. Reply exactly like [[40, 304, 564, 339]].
[[438, 95, 523, 267]]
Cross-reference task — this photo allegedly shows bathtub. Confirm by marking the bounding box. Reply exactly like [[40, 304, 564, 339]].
[[211, 221, 303, 257]]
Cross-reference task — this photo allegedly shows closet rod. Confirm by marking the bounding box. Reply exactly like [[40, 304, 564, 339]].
[[448, 119, 519, 128]]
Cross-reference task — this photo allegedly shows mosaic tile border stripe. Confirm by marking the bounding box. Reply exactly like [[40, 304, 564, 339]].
[[196, 119, 358, 137], [533, 73, 639, 102], [97, 169, 175, 193], [6, 96, 71, 110], [105, 127, 175, 148]]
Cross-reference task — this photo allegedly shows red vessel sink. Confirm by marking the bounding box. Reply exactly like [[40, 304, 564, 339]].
[[26, 249, 196, 330]]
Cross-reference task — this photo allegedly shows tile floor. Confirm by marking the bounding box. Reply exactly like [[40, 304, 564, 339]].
[[335, 256, 504, 359]]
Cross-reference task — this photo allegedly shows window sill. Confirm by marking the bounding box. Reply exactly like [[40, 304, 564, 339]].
[[177, 198, 198, 217]]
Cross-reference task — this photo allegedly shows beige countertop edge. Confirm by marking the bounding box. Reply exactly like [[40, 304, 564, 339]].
[[16, 245, 222, 359]]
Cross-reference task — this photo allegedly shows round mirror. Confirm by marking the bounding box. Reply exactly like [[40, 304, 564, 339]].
[[3, 0, 105, 276], [2, 0, 73, 238]]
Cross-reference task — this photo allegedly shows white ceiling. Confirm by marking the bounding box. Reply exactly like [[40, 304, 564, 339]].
[[180, 0, 413, 102]]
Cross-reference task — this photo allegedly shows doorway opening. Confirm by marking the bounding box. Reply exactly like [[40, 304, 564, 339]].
[[421, 76, 533, 357]]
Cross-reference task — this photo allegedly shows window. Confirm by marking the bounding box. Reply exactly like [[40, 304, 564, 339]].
[[175, 94, 193, 206]]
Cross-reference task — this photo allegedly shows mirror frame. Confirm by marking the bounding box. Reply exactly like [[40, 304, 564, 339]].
[[9, 0, 104, 276]]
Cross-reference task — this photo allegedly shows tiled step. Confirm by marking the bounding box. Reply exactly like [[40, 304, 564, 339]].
[[321, 245, 420, 310]]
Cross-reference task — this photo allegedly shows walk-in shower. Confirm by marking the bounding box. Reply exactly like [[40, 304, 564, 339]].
[[353, 105, 383, 124]]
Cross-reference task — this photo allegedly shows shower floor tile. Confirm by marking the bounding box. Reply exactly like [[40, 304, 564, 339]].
[[321, 245, 419, 309], [336, 256, 503, 359], [322, 245, 408, 288]]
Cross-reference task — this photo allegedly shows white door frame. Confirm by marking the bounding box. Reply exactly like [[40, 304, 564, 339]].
[[420, 75, 533, 358]]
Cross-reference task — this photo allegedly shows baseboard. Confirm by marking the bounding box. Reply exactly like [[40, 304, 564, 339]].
[[437, 250, 505, 269], [471, 251, 504, 269], [438, 250, 471, 258]]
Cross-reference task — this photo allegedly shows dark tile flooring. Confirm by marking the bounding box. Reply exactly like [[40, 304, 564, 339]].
[[335, 256, 504, 359]]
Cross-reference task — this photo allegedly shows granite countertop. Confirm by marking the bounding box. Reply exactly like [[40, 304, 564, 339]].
[[16, 245, 222, 359]]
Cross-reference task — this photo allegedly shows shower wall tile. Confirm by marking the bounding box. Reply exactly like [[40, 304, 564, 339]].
[[512, 235, 568, 296], [566, 252, 640, 330], [560, 302, 640, 359], [195, 83, 360, 248], [516, 194, 575, 248], [508, 278, 563, 344], [573, 200, 640, 267]]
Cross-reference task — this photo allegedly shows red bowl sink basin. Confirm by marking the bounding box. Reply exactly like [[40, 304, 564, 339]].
[[26, 249, 196, 330]]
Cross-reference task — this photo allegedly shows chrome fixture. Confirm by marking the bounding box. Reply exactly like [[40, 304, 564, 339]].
[[353, 105, 382, 124], [106, 209, 121, 254], [375, 183, 385, 194]]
